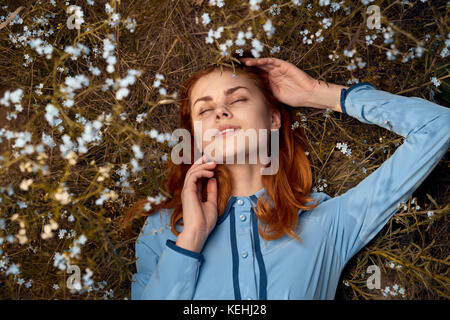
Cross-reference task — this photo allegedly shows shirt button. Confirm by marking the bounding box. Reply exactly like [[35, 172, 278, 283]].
[[237, 199, 244, 205], [239, 214, 246, 222], [241, 251, 248, 258]]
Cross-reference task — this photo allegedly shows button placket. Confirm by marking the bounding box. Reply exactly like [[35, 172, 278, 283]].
[[236, 230, 257, 302], [235, 201, 250, 234], [234, 200, 258, 301]]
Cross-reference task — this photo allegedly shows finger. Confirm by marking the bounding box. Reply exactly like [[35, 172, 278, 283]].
[[193, 154, 206, 166], [241, 57, 279, 66], [206, 177, 217, 206], [196, 178, 202, 200], [186, 155, 210, 175], [184, 163, 216, 190], [241, 58, 280, 72], [185, 169, 215, 190], [186, 161, 216, 179]]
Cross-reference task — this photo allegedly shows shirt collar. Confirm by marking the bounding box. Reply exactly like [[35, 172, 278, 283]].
[[217, 187, 270, 225]]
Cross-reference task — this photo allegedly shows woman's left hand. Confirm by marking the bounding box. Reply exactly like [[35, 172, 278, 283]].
[[239, 57, 319, 108]]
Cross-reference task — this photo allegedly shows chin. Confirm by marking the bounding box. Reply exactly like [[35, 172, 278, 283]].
[[207, 145, 260, 165]]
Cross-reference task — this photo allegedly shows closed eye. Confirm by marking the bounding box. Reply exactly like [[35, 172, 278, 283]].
[[199, 109, 211, 115], [232, 98, 247, 104]]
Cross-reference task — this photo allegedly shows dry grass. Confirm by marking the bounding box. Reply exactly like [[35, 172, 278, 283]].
[[0, 0, 448, 299]]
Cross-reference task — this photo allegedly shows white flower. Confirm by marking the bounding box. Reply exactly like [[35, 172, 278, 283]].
[[58, 229, 67, 239], [249, 0, 263, 11], [41, 219, 59, 239], [124, 17, 136, 32], [209, 0, 224, 7], [25, 279, 33, 288], [149, 129, 158, 139], [321, 17, 332, 29], [77, 234, 87, 245], [235, 31, 246, 46], [430, 77, 441, 87], [263, 19, 275, 38], [54, 186, 72, 205], [6, 263, 20, 276], [131, 158, 142, 173], [213, 26, 224, 39], [105, 3, 114, 13], [201, 13, 210, 26], [45, 104, 61, 127], [132, 144, 144, 159], [251, 38, 263, 58], [136, 112, 147, 123], [9, 88, 23, 104], [19, 179, 33, 191], [343, 49, 355, 58], [116, 87, 129, 100]]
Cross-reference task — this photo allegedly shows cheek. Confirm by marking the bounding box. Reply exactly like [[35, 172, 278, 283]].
[[245, 102, 271, 127]]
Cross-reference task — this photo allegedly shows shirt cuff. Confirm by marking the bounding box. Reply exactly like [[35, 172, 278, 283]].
[[166, 239, 205, 264], [340, 82, 376, 115]]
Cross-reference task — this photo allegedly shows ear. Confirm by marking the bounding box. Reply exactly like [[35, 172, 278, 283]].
[[270, 108, 281, 130]]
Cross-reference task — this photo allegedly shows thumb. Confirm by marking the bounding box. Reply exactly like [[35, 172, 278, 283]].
[[206, 178, 217, 208]]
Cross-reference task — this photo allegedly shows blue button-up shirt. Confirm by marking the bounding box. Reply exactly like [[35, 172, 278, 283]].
[[131, 82, 450, 300]]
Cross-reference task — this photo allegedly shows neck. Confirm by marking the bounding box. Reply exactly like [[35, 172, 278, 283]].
[[225, 163, 264, 197]]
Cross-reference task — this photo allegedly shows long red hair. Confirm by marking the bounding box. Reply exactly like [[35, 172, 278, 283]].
[[121, 51, 320, 244]]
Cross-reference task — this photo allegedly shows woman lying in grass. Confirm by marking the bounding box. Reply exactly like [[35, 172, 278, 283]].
[[124, 51, 450, 300]]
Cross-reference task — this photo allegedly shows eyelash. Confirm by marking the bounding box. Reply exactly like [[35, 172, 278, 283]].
[[199, 98, 247, 115]]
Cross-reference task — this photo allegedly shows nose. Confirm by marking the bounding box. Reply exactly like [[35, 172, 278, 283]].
[[215, 105, 231, 119]]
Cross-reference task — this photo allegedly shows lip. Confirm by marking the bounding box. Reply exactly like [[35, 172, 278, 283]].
[[215, 125, 241, 138], [218, 124, 241, 132], [220, 128, 241, 137]]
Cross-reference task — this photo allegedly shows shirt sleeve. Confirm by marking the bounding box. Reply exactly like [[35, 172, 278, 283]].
[[131, 214, 205, 300], [329, 82, 450, 268]]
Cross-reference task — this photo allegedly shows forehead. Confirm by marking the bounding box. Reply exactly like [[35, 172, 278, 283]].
[[190, 70, 255, 104]]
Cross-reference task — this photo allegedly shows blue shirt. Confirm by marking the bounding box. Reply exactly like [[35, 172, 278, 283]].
[[131, 82, 450, 300]]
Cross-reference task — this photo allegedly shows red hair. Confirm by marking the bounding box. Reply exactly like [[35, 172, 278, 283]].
[[121, 51, 320, 244]]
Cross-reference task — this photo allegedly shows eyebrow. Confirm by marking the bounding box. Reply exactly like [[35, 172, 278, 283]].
[[193, 86, 250, 110]]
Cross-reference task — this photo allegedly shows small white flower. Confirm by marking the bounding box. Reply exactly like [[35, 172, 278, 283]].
[[430, 77, 441, 87], [19, 179, 33, 191], [263, 19, 275, 38], [201, 13, 210, 26], [132, 145, 144, 159], [115, 87, 130, 100]]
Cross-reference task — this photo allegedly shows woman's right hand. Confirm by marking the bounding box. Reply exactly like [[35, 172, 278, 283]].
[[177, 155, 218, 253]]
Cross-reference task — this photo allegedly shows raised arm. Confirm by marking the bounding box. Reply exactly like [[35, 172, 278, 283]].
[[131, 211, 204, 300], [321, 82, 450, 268]]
